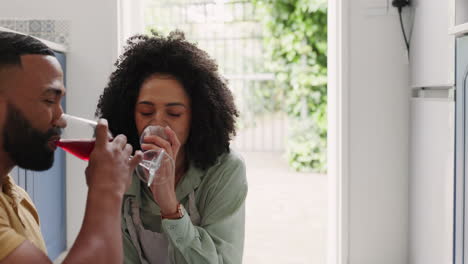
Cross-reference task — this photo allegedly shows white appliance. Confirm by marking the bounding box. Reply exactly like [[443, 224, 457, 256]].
[[453, 34, 468, 264], [409, 90, 454, 264]]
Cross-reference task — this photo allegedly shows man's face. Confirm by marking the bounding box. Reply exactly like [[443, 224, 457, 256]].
[[4, 102, 62, 170], [0, 55, 66, 171]]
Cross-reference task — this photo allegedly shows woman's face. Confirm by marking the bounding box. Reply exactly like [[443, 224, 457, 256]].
[[134, 74, 191, 148]]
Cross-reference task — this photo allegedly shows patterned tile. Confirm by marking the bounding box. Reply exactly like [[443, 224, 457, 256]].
[[15, 20, 29, 33], [29, 20, 42, 33], [0, 20, 16, 30], [0, 19, 69, 47], [43, 20, 55, 33], [54, 21, 70, 34], [55, 34, 68, 45], [29, 32, 42, 39], [40, 33, 54, 41]]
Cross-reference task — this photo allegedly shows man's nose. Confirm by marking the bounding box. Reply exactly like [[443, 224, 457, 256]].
[[54, 114, 67, 128]]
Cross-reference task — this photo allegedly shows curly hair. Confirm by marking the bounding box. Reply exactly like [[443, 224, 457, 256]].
[[95, 31, 238, 170]]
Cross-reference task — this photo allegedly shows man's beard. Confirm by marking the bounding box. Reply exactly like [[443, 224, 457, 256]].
[[3, 103, 61, 171]]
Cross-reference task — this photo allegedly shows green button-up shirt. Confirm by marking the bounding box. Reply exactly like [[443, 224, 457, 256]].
[[122, 150, 247, 264]]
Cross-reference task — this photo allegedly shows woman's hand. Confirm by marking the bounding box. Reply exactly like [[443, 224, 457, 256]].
[[141, 126, 181, 215]]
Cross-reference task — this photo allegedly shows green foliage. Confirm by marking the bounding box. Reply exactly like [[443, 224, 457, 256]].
[[252, 0, 327, 172], [287, 117, 327, 172]]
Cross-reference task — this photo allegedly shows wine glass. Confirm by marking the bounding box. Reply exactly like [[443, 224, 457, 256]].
[[55, 114, 173, 186], [136, 125, 175, 185]]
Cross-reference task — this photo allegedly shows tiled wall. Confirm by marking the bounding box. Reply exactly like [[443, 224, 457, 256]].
[[0, 19, 69, 46]]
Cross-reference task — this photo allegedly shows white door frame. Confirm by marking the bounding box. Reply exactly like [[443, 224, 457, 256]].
[[327, 0, 349, 263], [117, 0, 351, 262], [117, 0, 145, 54]]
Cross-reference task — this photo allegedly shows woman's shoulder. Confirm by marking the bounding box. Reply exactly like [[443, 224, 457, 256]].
[[211, 149, 245, 175], [196, 149, 247, 225], [199, 149, 247, 186], [199, 149, 247, 208]]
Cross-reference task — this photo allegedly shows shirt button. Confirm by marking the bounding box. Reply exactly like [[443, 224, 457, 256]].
[[169, 225, 175, 230], [176, 238, 183, 243]]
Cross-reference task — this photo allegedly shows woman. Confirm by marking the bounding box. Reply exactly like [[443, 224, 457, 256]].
[[95, 31, 247, 264]]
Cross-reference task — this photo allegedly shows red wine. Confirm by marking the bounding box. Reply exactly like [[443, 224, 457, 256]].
[[56, 139, 95, 161]]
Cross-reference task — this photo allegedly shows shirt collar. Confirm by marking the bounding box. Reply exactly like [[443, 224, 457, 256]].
[[2, 175, 26, 206], [175, 162, 204, 201], [125, 171, 142, 205]]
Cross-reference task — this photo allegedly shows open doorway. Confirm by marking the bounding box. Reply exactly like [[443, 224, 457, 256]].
[[124, 0, 329, 262]]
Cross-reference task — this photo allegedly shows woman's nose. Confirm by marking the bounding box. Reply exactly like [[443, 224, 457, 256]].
[[148, 114, 168, 127]]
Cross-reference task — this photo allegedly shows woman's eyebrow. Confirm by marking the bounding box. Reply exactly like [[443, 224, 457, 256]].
[[137, 101, 154, 106], [166, 102, 186, 108]]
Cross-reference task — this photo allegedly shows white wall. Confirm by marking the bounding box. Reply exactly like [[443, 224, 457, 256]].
[[2, 0, 412, 261], [348, 3, 410, 263], [410, 0, 454, 88], [0, 0, 119, 248], [329, 0, 410, 263]]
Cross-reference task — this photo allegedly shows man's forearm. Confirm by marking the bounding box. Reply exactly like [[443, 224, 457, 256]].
[[63, 188, 124, 264]]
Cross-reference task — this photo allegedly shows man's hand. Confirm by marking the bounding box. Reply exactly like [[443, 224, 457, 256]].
[[85, 119, 143, 195], [0, 120, 145, 264], [63, 119, 143, 263]]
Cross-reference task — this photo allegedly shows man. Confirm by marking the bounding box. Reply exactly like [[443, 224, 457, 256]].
[[0, 31, 143, 263]]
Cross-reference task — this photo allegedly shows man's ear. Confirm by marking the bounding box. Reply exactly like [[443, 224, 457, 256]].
[[0, 98, 8, 132], [0, 67, 15, 96]]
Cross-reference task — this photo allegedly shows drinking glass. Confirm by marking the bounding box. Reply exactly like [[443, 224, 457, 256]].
[[55, 114, 174, 186]]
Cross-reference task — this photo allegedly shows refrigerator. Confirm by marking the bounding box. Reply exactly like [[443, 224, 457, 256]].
[[409, 88, 454, 264], [408, 36, 468, 264], [454, 34, 468, 264], [411, 34, 468, 264], [410, 30, 468, 264]]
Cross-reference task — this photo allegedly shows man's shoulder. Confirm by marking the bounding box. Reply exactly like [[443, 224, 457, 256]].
[[0, 192, 12, 217], [1, 176, 39, 224], [3, 176, 34, 205], [0, 193, 27, 262]]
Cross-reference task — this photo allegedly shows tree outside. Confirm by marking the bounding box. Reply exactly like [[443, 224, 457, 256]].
[[145, 0, 327, 172]]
